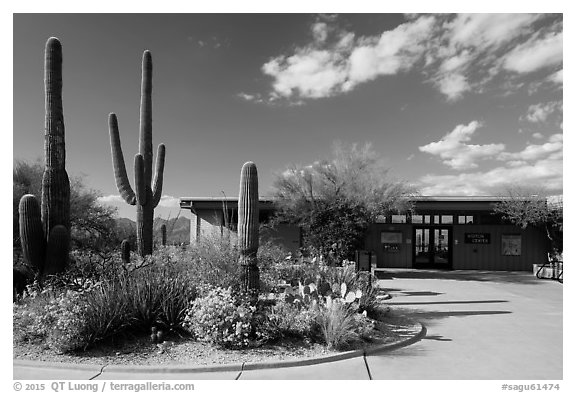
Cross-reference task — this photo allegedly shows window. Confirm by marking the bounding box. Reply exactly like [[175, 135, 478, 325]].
[[391, 214, 407, 223], [441, 215, 453, 224], [458, 215, 475, 224], [411, 215, 422, 224]]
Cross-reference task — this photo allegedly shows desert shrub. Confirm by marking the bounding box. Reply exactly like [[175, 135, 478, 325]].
[[13, 249, 198, 353], [315, 299, 359, 350], [185, 234, 242, 290], [13, 285, 63, 344], [13, 285, 97, 353], [182, 287, 272, 349], [266, 301, 316, 339], [122, 261, 197, 332]]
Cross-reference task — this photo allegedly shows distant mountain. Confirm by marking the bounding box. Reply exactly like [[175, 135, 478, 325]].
[[153, 216, 190, 245], [114, 216, 190, 245]]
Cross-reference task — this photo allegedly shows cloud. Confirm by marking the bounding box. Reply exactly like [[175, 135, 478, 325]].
[[347, 16, 435, 84], [548, 69, 563, 85], [261, 15, 436, 100], [258, 14, 561, 103], [499, 134, 563, 162], [447, 14, 540, 50], [522, 101, 563, 123], [503, 31, 563, 74], [418, 121, 506, 170], [97, 194, 180, 208], [419, 154, 562, 196], [434, 73, 470, 101], [418, 129, 563, 195], [263, 49, 349, 99], [158, 195, 181, 208], [97, 195, 125, 205]]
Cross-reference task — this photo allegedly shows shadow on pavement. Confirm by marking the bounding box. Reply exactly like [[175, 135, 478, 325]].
[[385, 300, 508, 306], [375, 269, 542, 285], [398, 291, 444, 297], [391, 308, 512, 325], [423, 334, 452, 342]]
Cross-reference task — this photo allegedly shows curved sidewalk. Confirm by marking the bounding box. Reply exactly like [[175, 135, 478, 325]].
[[13, 270, 563, 380]]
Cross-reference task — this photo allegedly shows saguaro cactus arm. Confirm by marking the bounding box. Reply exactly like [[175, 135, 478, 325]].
[[139, 50, 153, 185], [109, 113, 137, 205], [151, 143, 166, 208], [19, 195, 47, 274]]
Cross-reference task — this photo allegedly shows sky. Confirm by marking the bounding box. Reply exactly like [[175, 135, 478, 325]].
[[12, 12, 564, 220]]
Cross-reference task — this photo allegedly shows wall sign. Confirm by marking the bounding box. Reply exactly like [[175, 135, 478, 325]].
[[502, 234, 522, 256], [381, 231, 402, 244], [464, 233, 491, 244]]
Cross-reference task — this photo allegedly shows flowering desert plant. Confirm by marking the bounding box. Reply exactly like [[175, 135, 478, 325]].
[[183, 287, 273, 348]]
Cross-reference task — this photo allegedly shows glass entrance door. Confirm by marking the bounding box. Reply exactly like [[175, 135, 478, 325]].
[[413, 226, 452, 268]]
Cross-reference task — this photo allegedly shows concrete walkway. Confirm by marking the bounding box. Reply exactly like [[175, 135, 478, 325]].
[[14, 270, 563, 380]]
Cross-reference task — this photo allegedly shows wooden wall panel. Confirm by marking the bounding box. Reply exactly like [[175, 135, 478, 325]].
[[453, 225, 549, 271]]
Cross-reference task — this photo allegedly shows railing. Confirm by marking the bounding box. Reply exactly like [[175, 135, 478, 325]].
[[536, 255, 563, 283]]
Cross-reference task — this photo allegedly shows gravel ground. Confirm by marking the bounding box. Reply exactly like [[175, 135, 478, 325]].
[[14, 313, 420, 367]]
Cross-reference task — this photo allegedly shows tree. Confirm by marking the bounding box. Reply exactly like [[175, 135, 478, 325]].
[[272, 141, 417, 262], [13, 159, 122, 255], [493, 186, 563, 255]]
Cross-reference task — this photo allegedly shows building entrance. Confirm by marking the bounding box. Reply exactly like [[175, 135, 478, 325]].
[[413, 226, 453, 269]]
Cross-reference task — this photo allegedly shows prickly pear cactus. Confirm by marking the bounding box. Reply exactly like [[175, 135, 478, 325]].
[[19, 37, 70, 278]]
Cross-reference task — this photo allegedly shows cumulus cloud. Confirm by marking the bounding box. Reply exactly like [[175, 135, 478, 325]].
[[97, 195, 125, 205], [503, 31, 563, 74], [434, 73, 470, 101], [447, 13, 540, 50], [548, 69, 563, 85], [418, 126, 563, 195], [419, 155, 562, 196], [98, 194, 180, 209], [257, 14, 561, 103], [522, 101, 563, 123], [157, 195, 181, 208], [418, 121, 506, 170], [261, 15, 436, 100]]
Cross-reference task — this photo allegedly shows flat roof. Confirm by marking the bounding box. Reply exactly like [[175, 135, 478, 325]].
[[179, 195, 510, 204]]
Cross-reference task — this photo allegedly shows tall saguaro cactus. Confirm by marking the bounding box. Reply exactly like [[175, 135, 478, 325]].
[[108, 51, 166, 256], [238, 161, 260, 293], [19, 37, 70, 277]]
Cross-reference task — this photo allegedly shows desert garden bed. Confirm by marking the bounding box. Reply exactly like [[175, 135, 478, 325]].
[[13, 313, 420, 367], [14, 242, 418, 367]]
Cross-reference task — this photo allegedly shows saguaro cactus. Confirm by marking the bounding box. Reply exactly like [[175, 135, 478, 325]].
[[19, 37, 70, 277], [121, 239, 131, 264], [160, 224, 167, 246], [108, 50, 166, 256], [238, 161, 260, 293]]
